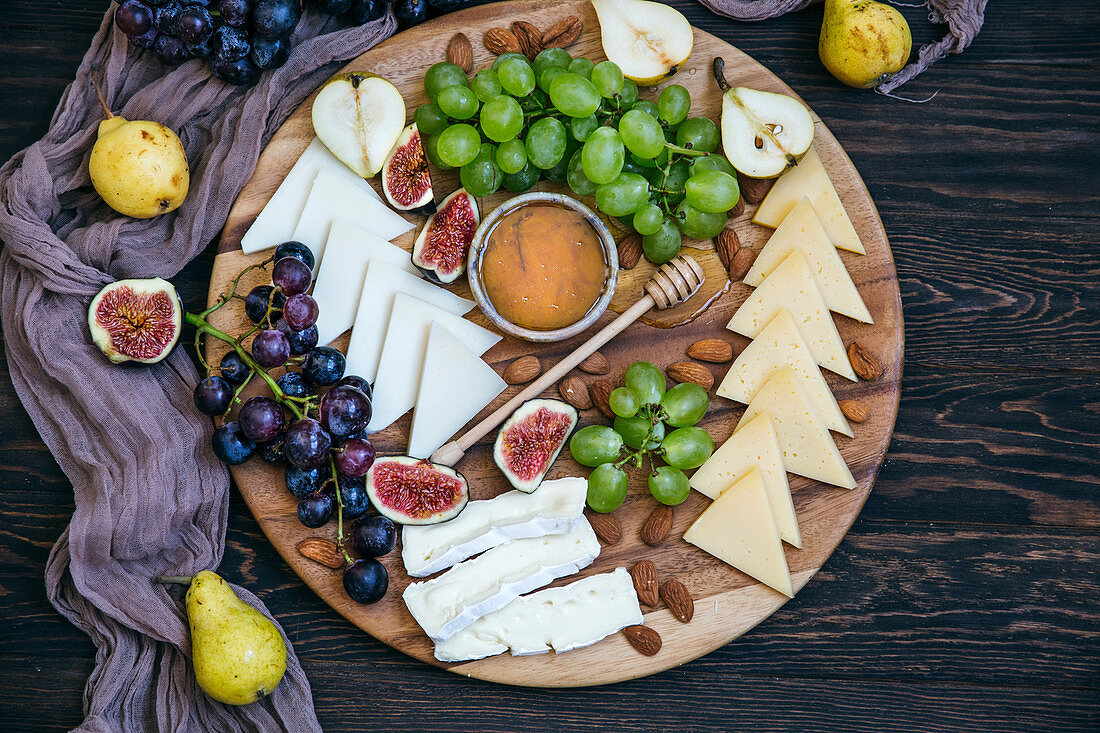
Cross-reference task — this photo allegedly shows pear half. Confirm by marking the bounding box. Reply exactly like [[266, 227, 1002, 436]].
[[592, 0, 694, 86], [713, 58, 815, 179], [312, 72, 406, 179]]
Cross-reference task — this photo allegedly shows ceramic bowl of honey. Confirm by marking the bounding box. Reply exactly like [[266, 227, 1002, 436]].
[[468, 192, 619, 342]]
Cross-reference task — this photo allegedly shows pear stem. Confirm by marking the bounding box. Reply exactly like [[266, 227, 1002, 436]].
[[90, 66, 114, 120], [154, 575, 193, 586], [712, 57, 731, 93]]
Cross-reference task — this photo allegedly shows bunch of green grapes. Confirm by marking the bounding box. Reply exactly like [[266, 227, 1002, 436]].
[[568, 361, 715, 513], [415, 49, 742, 265]]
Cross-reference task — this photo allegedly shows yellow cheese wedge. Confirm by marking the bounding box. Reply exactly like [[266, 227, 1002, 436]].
[[746, 197, 872, 323], [736, 367, 856, 489], [717, 309, 851, 437], [689, 413, 801, 548], [728, 250, 856, 381], [753, 147, 865, 255], [684, 468, 794, 597]]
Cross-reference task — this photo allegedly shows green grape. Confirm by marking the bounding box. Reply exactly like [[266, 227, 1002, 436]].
[[630, 152, 656, 169], [690, 154, 737, 178], [641, 166, 665, 187], [675, 200, 726, 239], [526, 117, 568, 169], [624, 361, 666, 405], [460, 143, 503, 197], [590, 61, 624, 98], [631, 100, 660, 119], [549, 73, 601, 118], [618, 109, 665, 159], [471, 69, 503, 103], [570, 114, 599, 143], [620, 156, 647, 177], [492, 51, 528, 71], [586, 463, 628, 513], [568, 57, 595, 78], [657, 84, 690, 126], [414, 103, 448, 136], [424, 62, 469, 102], [566, 149, 598, 196], [662, 159, 691, 205], [619, 78, 639, 107], [502, 161, 540, 192], [436, 84, 479, 120], [534, 47, 572, 77], [494, 139, 527, 175], [569, 425, 624, 467], [660, 427, 714, 470], [630, 147, 669, 170], [661, 382, 709, 427], [685, 171, 740, 213], [676, 116, 720, 153], [648, 465, 691, 505], [580, 127, 625, 185], [538, 65, 568, 92], [479, 94, 524, 142], [435, 124, 482, 168], [614, 415, 665, 450], [543, 139, 576, 183], [422, 132, 453, 170], [497, 56, 536, 97], [642, 218, 682, 264], [595, 172, 649, 217], [609, 387, 640, 418], [632, 203, 664, 236]]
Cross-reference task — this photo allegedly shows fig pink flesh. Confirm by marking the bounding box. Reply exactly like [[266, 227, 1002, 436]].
[[95, 286, 178, 360], [371, 460, 465, 520], [418, 192, 477, 276], [498, 406, 573, 481]]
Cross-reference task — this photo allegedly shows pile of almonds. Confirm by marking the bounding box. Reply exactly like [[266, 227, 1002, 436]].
[[483, 16, 583, 59]]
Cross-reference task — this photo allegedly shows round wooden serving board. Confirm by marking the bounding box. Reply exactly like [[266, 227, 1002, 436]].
[[208, 0, 903, 687]]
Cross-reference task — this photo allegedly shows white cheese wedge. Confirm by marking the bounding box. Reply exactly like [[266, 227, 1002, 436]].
[[291, 167, 413, 268], [746, 197, 872, 323], [736, 367, 856, 489], [240, 138, 382, 255], [684, 468, 794, 597], [689, 412, 800, 548], [402, 477, 588, 578], [434, 568, 643, 662], [367, 292, 500, 433], [718, 309, 851, 436], [344, 261, 474, 382], [728, 249, 856, 380], [753, 146, 865, 255], [403, 519, 601, 643]]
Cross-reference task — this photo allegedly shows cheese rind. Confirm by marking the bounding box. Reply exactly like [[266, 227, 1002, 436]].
[[402, 519, 601, 643], [433, 568, 643, 662]]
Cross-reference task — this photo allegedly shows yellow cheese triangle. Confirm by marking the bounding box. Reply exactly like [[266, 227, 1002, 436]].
[[684, 468, 794, 597], [689, 413, 801, 548], [746, 197, 872, 323], [717, 309, 851, 437], [752, 147, 865, 255], [737, 367, 856, 489], [728, 250, 856, 380]]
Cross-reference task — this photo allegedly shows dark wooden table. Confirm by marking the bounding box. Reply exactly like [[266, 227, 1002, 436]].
[[1, 1, 1097, 730]]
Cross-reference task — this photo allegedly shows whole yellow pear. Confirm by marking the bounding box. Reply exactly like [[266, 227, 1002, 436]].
[[186, 571, 287, 706], [818, 0, 912, 88]]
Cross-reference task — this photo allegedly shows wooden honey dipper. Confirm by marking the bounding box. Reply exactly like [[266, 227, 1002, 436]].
[[431, 254, 706, 467]]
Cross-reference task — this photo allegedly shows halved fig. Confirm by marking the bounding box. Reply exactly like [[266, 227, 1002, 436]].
[[494, 398, 579, 493], [382, 124, 435, 214], [311, 72, 406, 179], [411, 188, 479, 284], [366, 456, 469, 525], [88, 277, 182, 364]]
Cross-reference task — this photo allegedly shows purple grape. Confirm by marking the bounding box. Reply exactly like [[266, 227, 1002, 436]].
[[394, 0, 429, 27], [282, 293, 319, 330], [116, 1, 154, 35], [312, 0, 354, 13], [245, 285, 285, 324], [251, 329, 290, 368], [346, 0, 386, 24], [303, 346, 345, 386], [209, 55, 261, 86], [151, 1, 182, 33], [154, 33, 191, 65], [219, 350, 251, 385], [250, 36, 290, 70], [350, 515, 397, 557], [273, 240, 315, 270], [276, 318, 318, 355], [176, 4, 213, 45], [276, 371, 313, 399], [213, 24, 251, 62], [319, 386, 371, 438], [335, 374, 372, 401], [298, 490, 335, 528], [238, 395, 287, 443], [427, 0, 464, 12], [337, 474, 371, 518], [129, 27, 160, 49], [211, 421, 256, 465], [343, 558, 387, 603], [284, 418, 332, 468], [272, 257, 311, 296], [285, 464, 324, 497], [217, 0, 254, 27], [253, 0, 301, 41], [194, 375, 233, 415], [334, 437, 375, 477], [258, 434, 286, 464]]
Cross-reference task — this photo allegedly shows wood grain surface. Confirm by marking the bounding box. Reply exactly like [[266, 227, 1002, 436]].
[[0, 0, 1097, 729]]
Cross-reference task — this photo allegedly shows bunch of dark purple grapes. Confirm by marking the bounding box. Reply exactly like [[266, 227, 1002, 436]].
[[393, 0, 472, 29], [112, 0, 388, 85]]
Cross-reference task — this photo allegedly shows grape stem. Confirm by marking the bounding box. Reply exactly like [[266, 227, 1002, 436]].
[[664, 143, 709, 158], [329, 459, 353, 563]]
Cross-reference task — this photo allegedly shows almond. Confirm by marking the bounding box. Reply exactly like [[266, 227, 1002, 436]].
[[483, 27, 521, 55], [588, 511, 622, 545], [687, 338, 733, 363], [714, 227, 741, 272], [296, 538, 345, 569], [839, 399, 869, 423], [667, 361, 714, 391], [848, 342, 884, 381], [511, 20, 543, 59], [559, 374, 592, 410], [589, 378, 617, 419], [737, 171, 775, 204], [578, 351, 610, 375], [659, 579, 694, 623], [641, 504, 673, 546], [728, 196, 746, 219], [503, 355, 541, 384], [445, 33, 473, 73], [541, 15, 582, 49], [727, 247, 757, 282], [630, 560, 659, 606], [623, 625, 662, 656], [617, 232, 642, 270]]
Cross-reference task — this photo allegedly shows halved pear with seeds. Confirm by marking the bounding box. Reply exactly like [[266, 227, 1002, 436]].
[[312, 72, 406, 179], [593, 0, 694, 86]]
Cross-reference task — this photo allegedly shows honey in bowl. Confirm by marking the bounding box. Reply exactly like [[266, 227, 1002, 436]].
[[480, 203, 609, 331]]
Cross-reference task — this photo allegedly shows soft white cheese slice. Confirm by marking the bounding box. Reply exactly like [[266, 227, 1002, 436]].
[[434, 567, 643, 662], [401, 477, 588, 577], [403, 519, 601, 643], [367, 292, 500, 433], [344, 261, 474, 382], [240, 138, 381, 255]]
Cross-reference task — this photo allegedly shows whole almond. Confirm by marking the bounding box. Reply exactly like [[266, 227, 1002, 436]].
[[588, 511, 622, 545], [839, 399, 869, 423], [296, 538, 345, 569], [687, 338, 733, 363], [511, 20, 543, 59], [660, 579, 694, 623], [578, 351, 610, 375], [445, 33, 473, 73], [483, 27, 521, 55], [727, 247, 757, 282], [559, 374, 592, 410], [630, 560, 659, 606], [641, 504, 673, 546], [503, 355, 541, 384], [728, 196, 746, 219], [623, 625, 662, 656], [848, 342, 884, 380], [737, 171, 775, 204], [617, 232, 642, 270], [714, 227, 741, 271], [668, 361, 714, 391], [541, 15, 582, 48], [589, 378, 616, 419]]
